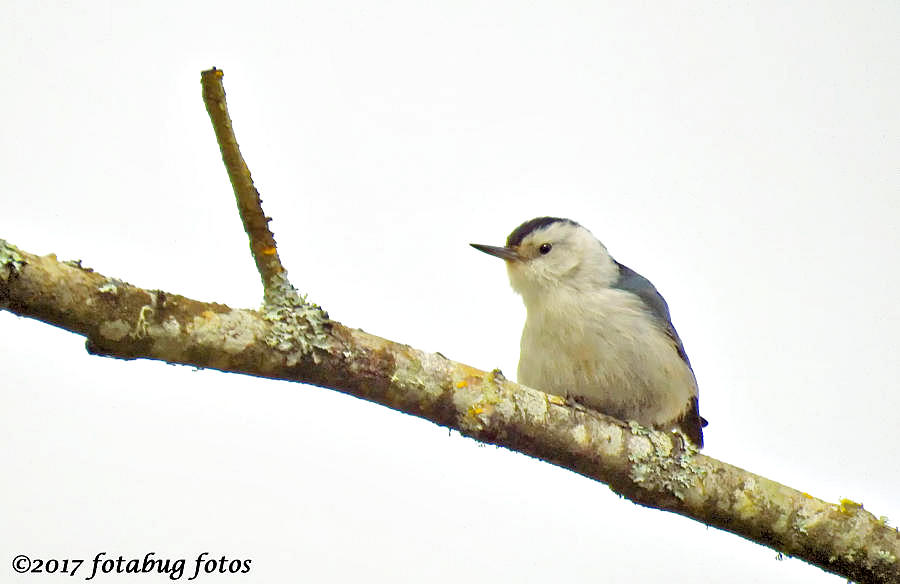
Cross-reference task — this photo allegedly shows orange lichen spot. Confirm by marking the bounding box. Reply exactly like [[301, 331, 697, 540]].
[[471, 403, 495, 417], [454, 369, 483, 390], [838, 498, 863, 514], [262, 246, 278, 255], [801, 492, 813, 499]]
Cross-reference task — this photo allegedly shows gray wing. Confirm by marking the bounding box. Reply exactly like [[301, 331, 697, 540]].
[[613, 261, 691, 367], [613, 261, 707, 446]]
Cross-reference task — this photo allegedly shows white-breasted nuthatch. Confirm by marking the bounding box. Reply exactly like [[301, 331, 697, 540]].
[[471, 217, 706, 447]]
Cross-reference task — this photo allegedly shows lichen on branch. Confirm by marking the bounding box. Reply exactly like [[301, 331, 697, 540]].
[[1, 67, 898, 584]]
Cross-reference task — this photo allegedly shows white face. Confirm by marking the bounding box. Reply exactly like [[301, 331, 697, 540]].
[[506, 222, 617, 300]]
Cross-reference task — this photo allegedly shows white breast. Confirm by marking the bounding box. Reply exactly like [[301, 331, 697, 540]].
[[517, 287, 696, 428]]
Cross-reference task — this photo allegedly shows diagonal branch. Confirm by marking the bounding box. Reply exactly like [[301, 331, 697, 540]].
[[1, 68, 897, 584], [1, 241, 897, 584]]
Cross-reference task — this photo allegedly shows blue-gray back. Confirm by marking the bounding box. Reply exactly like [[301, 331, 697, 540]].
[[614, 261, 706, 445], [613, 261, 692, 369]]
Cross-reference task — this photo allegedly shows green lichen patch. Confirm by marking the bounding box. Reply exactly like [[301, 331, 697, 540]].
[[261, 271, 332, 365], [0, 239, 26, 281], [627, 426, 705, 501], [97, 278, 127, 295], [875, 549, 896, 565]]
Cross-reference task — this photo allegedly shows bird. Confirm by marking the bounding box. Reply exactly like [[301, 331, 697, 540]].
[[471, 216, 706, 447]]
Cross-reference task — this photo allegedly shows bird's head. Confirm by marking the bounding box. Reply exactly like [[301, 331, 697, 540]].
[[471, 217, 618, 305]]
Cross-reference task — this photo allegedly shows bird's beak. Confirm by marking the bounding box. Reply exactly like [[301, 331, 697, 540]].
[[470, 243, 522, 262]]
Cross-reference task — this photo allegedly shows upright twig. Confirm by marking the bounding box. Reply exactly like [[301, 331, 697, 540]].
[[201, 67, 329, 356], [201, 67, 287, 300], [1, 69, 898, 584]]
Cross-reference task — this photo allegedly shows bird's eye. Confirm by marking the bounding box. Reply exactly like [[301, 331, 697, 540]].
[[539, 243, 552, 255]]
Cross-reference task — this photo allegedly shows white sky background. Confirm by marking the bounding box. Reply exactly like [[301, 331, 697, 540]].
[[2, 2, 898, 583]]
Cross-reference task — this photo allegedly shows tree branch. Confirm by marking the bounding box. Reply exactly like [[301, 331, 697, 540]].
[[1, 68, 897, 584], [201, 67, 287, 300], [2, 241, 898, 583]]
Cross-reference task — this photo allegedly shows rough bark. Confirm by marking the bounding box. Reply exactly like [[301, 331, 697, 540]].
[[1, 241, 897, 584], [1, 67, 897, 584]]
